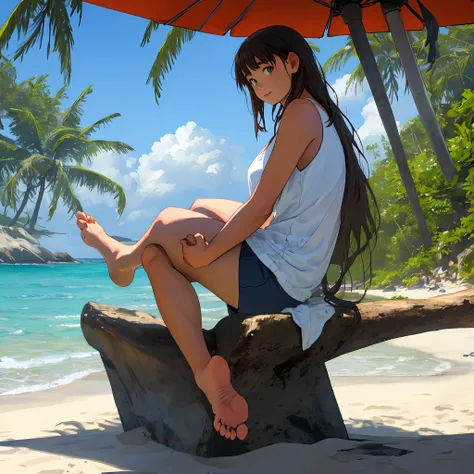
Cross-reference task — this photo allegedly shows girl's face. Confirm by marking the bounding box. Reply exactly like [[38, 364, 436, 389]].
[[245, 52, 299, 106]]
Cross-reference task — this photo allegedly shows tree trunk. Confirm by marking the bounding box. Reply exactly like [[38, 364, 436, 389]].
[[80, 288, 474, 457], [25, 176, 46, 232], [340, 2, 433, 250], [383, 4, 457, 183], [9, 182, 33, 226]]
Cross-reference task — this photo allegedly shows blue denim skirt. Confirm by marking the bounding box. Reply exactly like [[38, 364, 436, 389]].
[[226, 240, 303, 316]]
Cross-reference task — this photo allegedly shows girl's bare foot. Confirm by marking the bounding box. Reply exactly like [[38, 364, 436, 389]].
[[195, 355, 248, 441], [75, 211, 136, 287]]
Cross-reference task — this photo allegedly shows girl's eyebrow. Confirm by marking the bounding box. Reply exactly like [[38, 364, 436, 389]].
[[245, 61, 266, 78]]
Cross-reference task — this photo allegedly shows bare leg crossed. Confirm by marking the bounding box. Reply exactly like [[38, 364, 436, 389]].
[[75, 208, 248, 440]]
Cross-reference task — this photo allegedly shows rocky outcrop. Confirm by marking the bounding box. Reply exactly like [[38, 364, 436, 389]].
[[80, 288, 474, 458], [0, 225, 79, 264]]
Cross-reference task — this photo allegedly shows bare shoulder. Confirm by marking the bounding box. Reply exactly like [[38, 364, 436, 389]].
[[282, 98, 322, 130]]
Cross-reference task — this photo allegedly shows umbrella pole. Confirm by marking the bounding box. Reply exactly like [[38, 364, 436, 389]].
[[341, 2, 432, 249], [383, 4, 457, 182]]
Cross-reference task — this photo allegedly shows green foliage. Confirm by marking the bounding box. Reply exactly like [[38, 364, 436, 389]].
[[0, 58, 133, 231], [0, 0, 83, 85], [324, 25, 474, 108], [359, 89, 474, 289], [459, 249, 474, 282]]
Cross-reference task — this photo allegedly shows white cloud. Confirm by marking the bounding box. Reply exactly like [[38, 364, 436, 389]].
[[126, 157, 137, 168], [355, 96, 406, 176], [330, 74, 367, 104], [357, 96, 401, 148], [70, 121, 247, 224], [127, 209, 151, 222], [133, 121, 246, 200]]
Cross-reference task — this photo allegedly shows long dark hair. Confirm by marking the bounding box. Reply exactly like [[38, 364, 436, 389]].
[[233, 25, 381, 327]]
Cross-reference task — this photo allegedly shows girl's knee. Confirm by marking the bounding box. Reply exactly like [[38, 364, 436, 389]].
[[141, 244, 167, 267]]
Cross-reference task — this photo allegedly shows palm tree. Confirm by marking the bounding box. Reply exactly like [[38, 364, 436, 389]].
[[323, 26, 474, 108], [1, 78, 133, 232]]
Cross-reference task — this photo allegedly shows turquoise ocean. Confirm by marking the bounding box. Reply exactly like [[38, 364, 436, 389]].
[[1, 259, 471, 396]]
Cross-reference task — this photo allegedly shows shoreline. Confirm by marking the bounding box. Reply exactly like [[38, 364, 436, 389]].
[[2, 333, 473, 411], [1, 281, 473, 472]]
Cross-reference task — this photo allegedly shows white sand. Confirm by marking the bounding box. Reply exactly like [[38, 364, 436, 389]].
[[1, 282, 474, 473]]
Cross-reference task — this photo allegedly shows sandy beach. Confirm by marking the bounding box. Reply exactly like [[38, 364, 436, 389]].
[[1, 282, 474, 473]]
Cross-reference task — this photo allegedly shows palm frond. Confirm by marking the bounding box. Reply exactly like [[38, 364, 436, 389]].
[[345, 63, 366, 96], [141, 20, 160, 47], [1, 0, 83, 85], [308, 42, 320, 53], [17, 153, 51, 178], [44, 125, 79, 151], [51, 134, 133, 163], [0, 157, 22, 181], [146, 27, 196, 105], [84, 139, 134, 157], [0, 171, 23, 210], [323, 41, 356, 74], [80, 113, 121, 138], [47, 165, 82, 220], [50, 132, 87, 160], [52, 83, 68, 108], [0, 134, 17, 146], [9, 107, 44, 151], [0, 0, 43, 52], [61, 84, 93, 127], [0, 140, 18, 154], [64, 165, 127, 216]]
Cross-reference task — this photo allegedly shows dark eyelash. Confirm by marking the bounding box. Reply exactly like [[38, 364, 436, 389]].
[[248, 65, 272, 84]]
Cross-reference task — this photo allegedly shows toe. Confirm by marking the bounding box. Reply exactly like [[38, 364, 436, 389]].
[[219, 425, 226, 437], [225, 427, 232, 439], [214, 418, 221, 432], [236, 423, 248, 440], [230, 428, 236, 440], [77, 220, 87, 230]]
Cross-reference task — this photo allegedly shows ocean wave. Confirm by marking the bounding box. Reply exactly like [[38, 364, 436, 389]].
[[56, 323, 80, 328], [11, 329, 24, 335], [54, 315, 80, 319], [0, 368, 104, 396], [0, 351, 97, 370]]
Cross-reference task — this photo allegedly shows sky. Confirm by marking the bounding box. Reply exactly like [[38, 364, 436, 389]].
[[0, 0, 421, 258]]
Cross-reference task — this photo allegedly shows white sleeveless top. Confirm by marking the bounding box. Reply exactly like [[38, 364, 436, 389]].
[[245, 97, 346, 302]]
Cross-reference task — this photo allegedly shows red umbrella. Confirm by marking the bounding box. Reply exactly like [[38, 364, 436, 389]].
[[82, 0, 473, 248], [82, 1, 473, 37]]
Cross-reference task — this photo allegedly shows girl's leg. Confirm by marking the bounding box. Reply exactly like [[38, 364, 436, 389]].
[[75, 208, 248, 440]]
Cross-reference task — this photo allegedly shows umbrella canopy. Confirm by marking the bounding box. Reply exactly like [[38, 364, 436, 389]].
[[83, 0, 474, 37]]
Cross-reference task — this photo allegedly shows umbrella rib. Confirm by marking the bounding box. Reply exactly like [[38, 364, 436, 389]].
[[164, 0, 203, 26], [223, 0, 257, 35], [311, 0, 335, 8], [322, 4, 335, 35], [197, 0, 226, 31]]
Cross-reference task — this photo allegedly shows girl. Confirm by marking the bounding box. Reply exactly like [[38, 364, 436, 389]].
[[76, 25, 380, 443]]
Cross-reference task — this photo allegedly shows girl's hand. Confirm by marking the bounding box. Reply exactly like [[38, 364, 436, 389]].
[[180, 233, 211, 268]]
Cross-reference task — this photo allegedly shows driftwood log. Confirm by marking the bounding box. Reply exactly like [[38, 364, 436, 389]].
[[80, 287, 474, 458]]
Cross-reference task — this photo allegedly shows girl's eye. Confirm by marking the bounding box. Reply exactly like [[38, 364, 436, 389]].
[[249, 66, 273, 86], [263, 66, 273, 75]]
